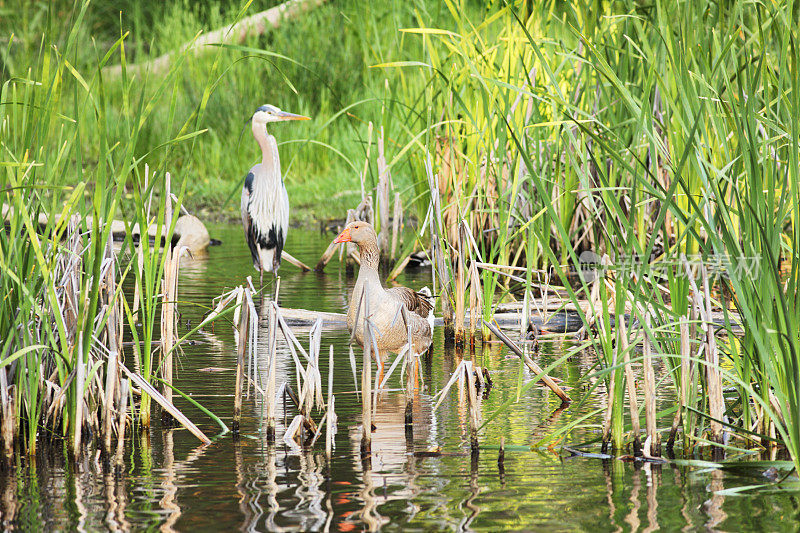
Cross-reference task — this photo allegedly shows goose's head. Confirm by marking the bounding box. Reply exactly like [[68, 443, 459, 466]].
[[333, 221, 377, 245]]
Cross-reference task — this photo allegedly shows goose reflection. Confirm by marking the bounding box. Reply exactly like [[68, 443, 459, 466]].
[[346, 391, 432, 530]]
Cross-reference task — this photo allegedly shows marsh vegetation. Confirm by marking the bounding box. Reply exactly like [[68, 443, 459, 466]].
[[2, 0, 800, 529]]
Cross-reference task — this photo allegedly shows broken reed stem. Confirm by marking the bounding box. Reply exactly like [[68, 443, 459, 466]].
[[483, 320, 571, 403], [642, 314, 660, 457], [620, 317, 642, 456], [233, 289, 249, 434], [326, 344, 334, 458], [115, 379, 130, 469]]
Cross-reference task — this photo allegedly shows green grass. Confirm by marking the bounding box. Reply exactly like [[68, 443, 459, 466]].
[[1, 0, 460, 223]]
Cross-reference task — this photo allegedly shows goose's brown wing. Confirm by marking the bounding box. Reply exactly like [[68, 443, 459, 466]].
[[387, 286, 433, 319]]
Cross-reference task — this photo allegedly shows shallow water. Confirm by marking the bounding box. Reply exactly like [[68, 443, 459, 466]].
[[1, 225, 796, 531]]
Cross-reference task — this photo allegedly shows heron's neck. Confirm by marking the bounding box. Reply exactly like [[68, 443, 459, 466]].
[[252, 120, 275, 174]]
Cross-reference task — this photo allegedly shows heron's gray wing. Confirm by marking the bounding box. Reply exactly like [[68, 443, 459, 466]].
[[386, 286, 433, 319]]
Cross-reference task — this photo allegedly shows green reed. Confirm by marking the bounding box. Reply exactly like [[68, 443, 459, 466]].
[[0, 0, 226, 455], [385, 0, 800, 469]]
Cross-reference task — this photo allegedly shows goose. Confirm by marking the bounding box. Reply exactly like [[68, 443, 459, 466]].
[[333, 221, 433, 365]]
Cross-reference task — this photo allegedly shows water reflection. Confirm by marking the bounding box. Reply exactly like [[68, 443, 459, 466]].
[[159, 430, 181, 532], [1, 465, 17, 527]]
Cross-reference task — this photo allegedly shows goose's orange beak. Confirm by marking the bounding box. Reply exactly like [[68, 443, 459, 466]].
[[333, 228, 352, 243]]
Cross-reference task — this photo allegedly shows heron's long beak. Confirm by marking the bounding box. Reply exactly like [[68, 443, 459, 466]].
[[333, 228, 352, 243], [277, 110, 311, 121]]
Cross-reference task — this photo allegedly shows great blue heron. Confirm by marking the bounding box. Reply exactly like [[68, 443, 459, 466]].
[[240, 104, 309, 285]]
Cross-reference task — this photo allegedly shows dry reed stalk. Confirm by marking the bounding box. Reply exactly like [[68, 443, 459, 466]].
[[377, 127, 391, 257], [620, 317, 642, 456], [118, 361, 210, 444], [73, 334, 85, 458], [115, 379, 130, 469], [282, 415, 305, 449], [425, 154, 454, 333], [162, 173, 175, 412], [340, 209, 355, 263], [0, 365, 13, 462], [266, 302, 278, 440], [310, 319, 324, 409], [401, 306, 415, 427], [299, 321, 320, 416], [642, 314, 660, 456], [668, 315, 692, 449], [701, 267, 725, 444], [326, 345, 335, 457], [244, 286, 258, 398], [520, 289, 530, 338], [233, 288, 249, 434], [360, 122, 373, 202], [681, 258, 724, 446], [483, 320, 571, 403], [600, 340, 619, 453], [391, 192, 402, 261], [454, 224, 466, 345], [280, 382, 318, 435], [361, 293, 373, 456], [468, 261, 482, 342], [103, 232, 120, 454], [465, 362, 480, 453]]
